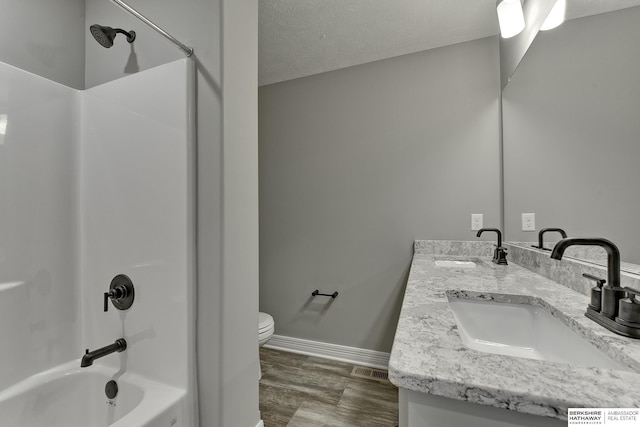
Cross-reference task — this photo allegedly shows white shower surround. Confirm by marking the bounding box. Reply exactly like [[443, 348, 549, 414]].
[[0, 60, 79, 391], [0, 58, 196, 426]]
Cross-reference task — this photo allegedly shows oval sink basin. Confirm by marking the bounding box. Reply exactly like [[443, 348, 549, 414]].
[[435, 260, 476, 268], [448, 297, 630, 371]]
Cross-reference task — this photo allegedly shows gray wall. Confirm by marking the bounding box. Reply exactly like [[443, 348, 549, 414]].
[[259, 36, 501, 352], [503, 7, 640, 264], [0, 0, 85, 89], [85, 1, 259, 426], [220, 1, 260, 427]]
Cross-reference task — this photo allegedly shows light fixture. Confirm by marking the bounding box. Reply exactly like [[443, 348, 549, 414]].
[[540, 0, 566, 31], [496, 0, 525, 39]]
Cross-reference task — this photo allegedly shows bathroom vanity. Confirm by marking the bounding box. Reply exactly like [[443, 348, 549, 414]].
[[389, 240, 640, 427]]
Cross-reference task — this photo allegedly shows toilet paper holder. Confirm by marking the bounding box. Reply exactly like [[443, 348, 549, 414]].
[[312, 289, 339, 299]]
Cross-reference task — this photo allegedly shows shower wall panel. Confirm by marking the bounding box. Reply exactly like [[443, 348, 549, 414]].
[[0, 61, 80, 390], [79, 58, 195, 391]]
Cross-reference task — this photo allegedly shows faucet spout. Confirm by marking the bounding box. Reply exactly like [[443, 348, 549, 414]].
[[476, 228, 502, 247], [536, 227, 567, 250], [551, 237, 620, 287], [81, 338, 127, 368]]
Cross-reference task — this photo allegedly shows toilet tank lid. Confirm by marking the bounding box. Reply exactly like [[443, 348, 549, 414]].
[[259, 312, 274, 330]]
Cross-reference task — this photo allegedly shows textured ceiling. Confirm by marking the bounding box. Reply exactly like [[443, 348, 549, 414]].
[[259, 0, 640, 86]]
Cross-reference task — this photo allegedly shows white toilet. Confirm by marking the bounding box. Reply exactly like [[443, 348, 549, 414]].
[[258, 312, 275, 380]]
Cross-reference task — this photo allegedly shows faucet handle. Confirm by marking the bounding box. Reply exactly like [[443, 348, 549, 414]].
[[103, 274, 135, 312], [583, 273, 606, 287], [618, 288, 640, 326], [624, 287, 640, 300], [103, 285, 127, 312], [493, 246, 508, 265], [583, 273, 606, 312]]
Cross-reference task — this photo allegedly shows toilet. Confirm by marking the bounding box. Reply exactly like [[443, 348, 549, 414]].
[[258, 312, 275, 379]]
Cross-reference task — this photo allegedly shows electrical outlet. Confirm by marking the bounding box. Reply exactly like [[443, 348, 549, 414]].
[[471, 214, 483, 231], [522, 213, 535, 231]]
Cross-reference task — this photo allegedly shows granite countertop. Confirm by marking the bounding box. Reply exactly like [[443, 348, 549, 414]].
[[509, 241, 640, 276], [388, 241, 640, 421]]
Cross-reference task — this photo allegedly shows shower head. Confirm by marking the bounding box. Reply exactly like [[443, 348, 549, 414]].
[[90, 24, 136, 48]]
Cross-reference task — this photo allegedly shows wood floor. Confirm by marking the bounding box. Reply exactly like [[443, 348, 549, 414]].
[[259, 347, 399, 427]]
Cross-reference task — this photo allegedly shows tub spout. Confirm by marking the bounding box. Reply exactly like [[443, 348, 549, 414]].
[[81, 338, 127, 368]]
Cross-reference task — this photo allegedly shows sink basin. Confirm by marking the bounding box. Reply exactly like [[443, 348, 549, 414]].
[[435, 260, 476, 268], [448, 297, 630, 371]]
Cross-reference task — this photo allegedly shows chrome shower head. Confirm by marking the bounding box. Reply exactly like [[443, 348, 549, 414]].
[[90, 24, 136, 48]]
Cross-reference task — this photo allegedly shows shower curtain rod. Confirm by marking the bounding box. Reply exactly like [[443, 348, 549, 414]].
[[110, 0, 194, 57]]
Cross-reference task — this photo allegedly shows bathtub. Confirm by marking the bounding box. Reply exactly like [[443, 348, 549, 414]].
[[0, 361, 188, 427]]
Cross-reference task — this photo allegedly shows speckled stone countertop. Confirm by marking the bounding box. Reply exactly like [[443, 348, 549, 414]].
[[509, 242, 640, 276], [388, 241, 640, 421]]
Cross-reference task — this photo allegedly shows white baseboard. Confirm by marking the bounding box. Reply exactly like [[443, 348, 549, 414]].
[[264, 334, 390, 370], [255, 421, 264, 427]]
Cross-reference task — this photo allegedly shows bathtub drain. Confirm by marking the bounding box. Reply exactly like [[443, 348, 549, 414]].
[[105, 380, 119, 399]]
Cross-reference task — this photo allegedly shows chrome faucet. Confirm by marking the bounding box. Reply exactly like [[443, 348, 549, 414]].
[[81, 338, 127, 368], [476, 228, 508, 265], [534, 227, 567, 251], [551, 238, 625, 319]]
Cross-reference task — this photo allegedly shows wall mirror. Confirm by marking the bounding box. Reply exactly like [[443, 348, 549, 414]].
[[502, 2, 640, 270]]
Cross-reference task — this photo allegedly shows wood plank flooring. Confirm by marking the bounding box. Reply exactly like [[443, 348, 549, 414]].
[[259, 348, 398, 426]]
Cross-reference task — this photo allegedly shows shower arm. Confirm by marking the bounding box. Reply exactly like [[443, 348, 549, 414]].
[[110, 0, 194, 57]]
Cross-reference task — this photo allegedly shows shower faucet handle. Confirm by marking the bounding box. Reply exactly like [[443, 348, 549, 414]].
[[103, 274, 135, 312], [103, 286, 127, 312]]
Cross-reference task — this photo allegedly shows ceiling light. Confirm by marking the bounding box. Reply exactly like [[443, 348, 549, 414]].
[[496, 0, 525, 39], [540, 0, 566, 31]]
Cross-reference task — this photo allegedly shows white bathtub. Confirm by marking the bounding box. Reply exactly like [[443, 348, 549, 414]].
[[0, 361, 188, 427]]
